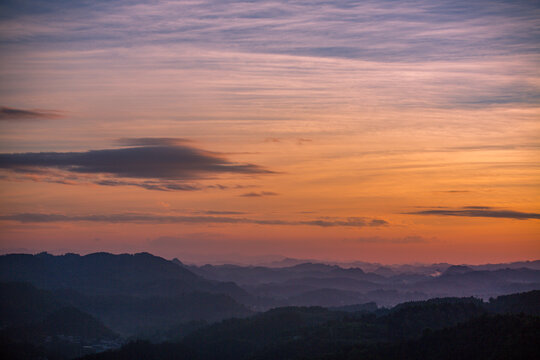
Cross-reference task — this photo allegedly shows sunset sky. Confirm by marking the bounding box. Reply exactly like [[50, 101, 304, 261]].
[[0, 0, 538, 264]]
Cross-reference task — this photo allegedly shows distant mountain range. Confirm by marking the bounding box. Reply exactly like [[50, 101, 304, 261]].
[[1, 251, 539, 359], [235, 256, 540, 274], [186, 259, 540, 307]]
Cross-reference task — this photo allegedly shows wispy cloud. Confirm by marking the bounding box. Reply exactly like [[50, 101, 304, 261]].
[[1, 0, 538, 63], [407, 207, 540, 220], [198, 210, 247, 215], [115, 137, 191, 147], [437, 190, 471, 193], [302, 218, 388, 227], [0, 212, 388, 228], [239, 191, 278, 197], [0, 0, 537, 116], [296, 138, 312, 145], [346, 235, 429, 244], [0, 106, 62, 120], [0, 167, 207, 192], [93, 179, 201, 192]]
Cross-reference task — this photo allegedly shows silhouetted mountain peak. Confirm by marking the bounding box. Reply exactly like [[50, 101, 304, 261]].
[[172, 258, 184, 266], [64, 253, 81, 258], [134, 251, 155, 257], [289, 262, 338, 272], [35, 251, 53, 258], [338, 266, 366, 275], [0, 252, 251, 301], [443, 265, 474, 276]]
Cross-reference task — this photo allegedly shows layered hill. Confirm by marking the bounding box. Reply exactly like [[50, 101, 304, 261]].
[[0, 253, 253, 336], [0, 252, 248, 300], [81, 291, 540, 360], [187, 261, 540, 308]]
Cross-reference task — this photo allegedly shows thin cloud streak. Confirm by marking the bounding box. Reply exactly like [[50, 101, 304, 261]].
[[115, 137, 191, 147], [239, 191, 278, 197], [94, 179, 202, 192], [346, 235, 429, 244], [407, 207, 540, 220], [1, 169, 262, 192], [0, 213, 388, 228], [198, 210, 247, 215], [0, 106, 62, 120]]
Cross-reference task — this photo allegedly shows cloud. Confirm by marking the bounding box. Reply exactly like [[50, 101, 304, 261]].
[[199, 210, 247, 215], [0, 168, 207, 192], [347, 235, 429, 244], [0, 144, 269, 179], [438, 190, 471, 193], [206, 184, 257, 190], [297, 138, 312, 145], [301, 218, 388, 227], [263, 137, 312, 145], [1, 0, 538, 121], [1, 169, 262, 192], [0, 212, 389, 228], [0, 106, 62, 120], [2, 0, 538, 64], [407, 207, 540, 220], [94, 179, 201, 191], [446, 144, 540, 152], [239, 191, 278, 197], [0, 139, 273, 189], [115, 137, 191, 146]]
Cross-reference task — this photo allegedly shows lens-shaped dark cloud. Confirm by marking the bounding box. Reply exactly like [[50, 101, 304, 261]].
[[0, 140, 272, 181], [0, 106, 62, 120], [0, 212, 389, 228], [407, 207, 540, 220]]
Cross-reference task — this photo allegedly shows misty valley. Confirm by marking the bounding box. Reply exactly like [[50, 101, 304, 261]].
[[0, 252, 539, 359]]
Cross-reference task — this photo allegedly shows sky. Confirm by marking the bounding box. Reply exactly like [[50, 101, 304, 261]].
[[0, 0, 539, 264]]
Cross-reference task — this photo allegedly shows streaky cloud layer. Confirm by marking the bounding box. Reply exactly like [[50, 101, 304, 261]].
[[0, 212, 388, 228], [408, 207, 540, 220], [115, 137, 191, 147], [1, 0, 538, 63]]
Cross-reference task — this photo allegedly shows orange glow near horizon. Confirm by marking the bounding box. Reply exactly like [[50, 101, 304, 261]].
[[0, 1, 539, 264]]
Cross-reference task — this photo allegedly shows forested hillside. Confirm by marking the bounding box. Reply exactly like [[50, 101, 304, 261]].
[[81, 291, 540, 360]]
